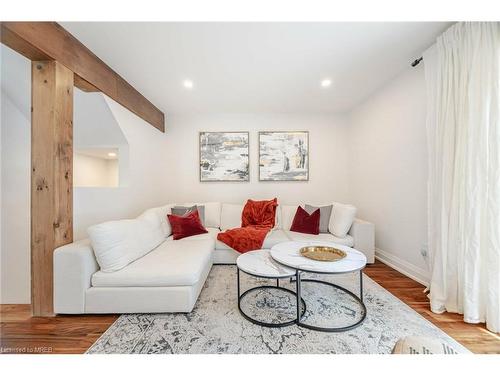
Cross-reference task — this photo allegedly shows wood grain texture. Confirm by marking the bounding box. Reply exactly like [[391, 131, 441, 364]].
[[73, 74, 99, 92], [1, 22, 165, 132], [1, 262, 498, 353], [0, 24, 50, 60], [31, 61, 74, 317], [0, 305, 118, 354]]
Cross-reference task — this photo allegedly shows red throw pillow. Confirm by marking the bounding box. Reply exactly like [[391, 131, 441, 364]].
[[167, 210, 208, 240], [290, 206, 320, 235]]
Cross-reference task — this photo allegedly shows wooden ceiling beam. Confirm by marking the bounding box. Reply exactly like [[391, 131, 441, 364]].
[[1, 22, 165, 132], [73, 74, 99, 93]]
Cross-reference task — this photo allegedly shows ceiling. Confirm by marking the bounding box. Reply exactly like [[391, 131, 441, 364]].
[[62, 22, 451, 115]]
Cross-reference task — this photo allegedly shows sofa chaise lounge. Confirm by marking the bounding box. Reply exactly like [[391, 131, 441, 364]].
[[54, 201, 375, 314]]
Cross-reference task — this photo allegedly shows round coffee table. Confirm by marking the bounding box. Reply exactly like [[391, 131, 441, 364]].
[[270, 241, 367, 332], [236, 249, 306, 328]]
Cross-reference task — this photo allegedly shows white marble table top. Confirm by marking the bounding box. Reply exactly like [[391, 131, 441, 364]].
[[236, 250, 296, 278], [270, 241, 367, 274]]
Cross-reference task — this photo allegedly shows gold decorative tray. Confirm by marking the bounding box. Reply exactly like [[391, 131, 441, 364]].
[[300, 246, 347, 262]]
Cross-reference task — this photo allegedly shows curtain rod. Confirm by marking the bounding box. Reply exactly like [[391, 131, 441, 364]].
[[411, 57, 423, 67]]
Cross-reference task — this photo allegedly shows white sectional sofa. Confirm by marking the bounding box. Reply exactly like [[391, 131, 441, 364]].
[[54, 201, 375, 314]]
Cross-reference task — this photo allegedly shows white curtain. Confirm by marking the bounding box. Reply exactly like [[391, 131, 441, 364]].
[[424, 22, 500, 333]]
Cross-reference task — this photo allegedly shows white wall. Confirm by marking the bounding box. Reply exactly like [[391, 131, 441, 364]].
[[73, 90, 130, 188], [1, 93, 31, 304], [74, 153, 119, 187], [1, 46, 31, 304], [164, 113, 351, 205], [73, 96, 173, 240], [348, 65, 429, 284]]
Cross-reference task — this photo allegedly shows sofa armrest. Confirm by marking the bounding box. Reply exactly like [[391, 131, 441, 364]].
[[349, 218, 375, 263], [54, 239, 99, 314]]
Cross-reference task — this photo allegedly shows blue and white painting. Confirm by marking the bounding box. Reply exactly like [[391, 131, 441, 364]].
[[259, 131, 309, 181], [199, 132, 249, 182]]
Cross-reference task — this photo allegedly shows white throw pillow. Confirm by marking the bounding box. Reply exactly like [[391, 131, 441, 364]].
[[181, 202, 221, 228], [142, 204, 174, 238], [158, 204, 174, 236], [88, 209, 165, 272], [329, 202, 357, 238]]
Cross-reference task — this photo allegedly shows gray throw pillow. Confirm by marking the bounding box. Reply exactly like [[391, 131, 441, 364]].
[[304, 204, 333, 233], [171, 205, 205, 226]]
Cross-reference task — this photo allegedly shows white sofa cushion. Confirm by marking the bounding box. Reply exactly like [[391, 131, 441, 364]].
[[137, 204, 174, 238], [220, 203, 243, 230], [215, 229, 289, 250], [180, 202, 221, 228], [91, 239, 214, 287], [166, 227, 220, 242], [280, 204, 299, 231], [87, 209, 165, 273], [274, 205, 282, 230], [142, 204, 174, 238], [284, 230, 354, 247], [213, 248, 240, 264], [329, 202, 357, 238]]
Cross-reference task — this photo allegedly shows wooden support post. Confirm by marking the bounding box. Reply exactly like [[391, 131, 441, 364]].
[[31, 61, 74, 317]]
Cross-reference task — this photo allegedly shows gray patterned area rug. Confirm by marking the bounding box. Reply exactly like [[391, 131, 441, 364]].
[[87, 265, 468, 354]]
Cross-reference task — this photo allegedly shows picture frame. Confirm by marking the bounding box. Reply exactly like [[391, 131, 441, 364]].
[[259, 131, 309, 181], [199, 131, 250, 182]]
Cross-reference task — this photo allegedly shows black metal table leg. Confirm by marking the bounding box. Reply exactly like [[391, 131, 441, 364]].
[[360, 270, 363, 302], [237, 267, 240, 295], [296, 270, 301, 323], [295, 270, 367, 332], [237, 267, 306, 328]]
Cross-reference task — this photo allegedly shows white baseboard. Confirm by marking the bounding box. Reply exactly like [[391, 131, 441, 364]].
[[375, 248, 430, 287]]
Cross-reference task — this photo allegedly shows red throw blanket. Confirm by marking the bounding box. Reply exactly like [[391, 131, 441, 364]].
[[217, 198, 278, 253]]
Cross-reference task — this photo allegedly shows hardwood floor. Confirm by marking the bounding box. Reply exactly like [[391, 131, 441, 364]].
[[364, 261, 499, 354], [0, 305, 118, 354], [1, 261, 499, 354]]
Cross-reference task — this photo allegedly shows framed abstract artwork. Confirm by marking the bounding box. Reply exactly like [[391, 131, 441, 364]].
[[199, 131, 249, 182], [259, 131, 309, 181]]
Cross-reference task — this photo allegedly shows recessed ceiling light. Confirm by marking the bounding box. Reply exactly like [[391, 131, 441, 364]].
[[183, 80, 194, 89], [320, 79, 332, 88], [108, 152, 117, 157]]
